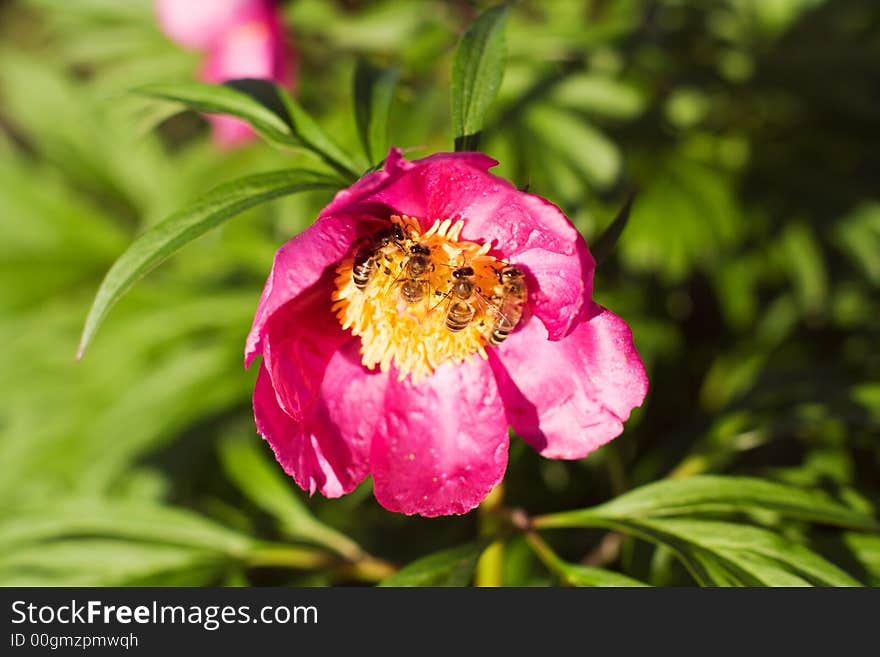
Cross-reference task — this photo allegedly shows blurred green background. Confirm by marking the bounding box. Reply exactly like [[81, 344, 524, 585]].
[[0, 0, 878, 586]]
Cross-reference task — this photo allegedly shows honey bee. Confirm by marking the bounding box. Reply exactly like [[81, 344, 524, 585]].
[[351, 224, 406, 290], [487, 265, 527, 345], [444, 265, 479, 332], [399, 243, 434, 304]]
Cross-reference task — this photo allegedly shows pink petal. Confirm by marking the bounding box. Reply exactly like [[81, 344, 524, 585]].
[[369, 151, 502, 224], [155, 0, 253, 50], [490, 305, 648, 460], [206, 114, 257, 147], [245, 156, 411, 367], [261, 275, 351, 421], [370, 356, 509, 517], [368, 151, 594, 340], [321, 148, 411, 217], [254, 339, 387, 498], [245, 215, 361, 368]]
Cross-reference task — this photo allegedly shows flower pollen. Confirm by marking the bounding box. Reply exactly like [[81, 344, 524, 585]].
[[332, 215, 524, 382]]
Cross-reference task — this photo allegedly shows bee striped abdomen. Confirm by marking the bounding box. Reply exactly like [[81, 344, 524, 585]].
[[352, 251, 377, 290], [487, 266, 526, 345], [445, 301, 476, 332]]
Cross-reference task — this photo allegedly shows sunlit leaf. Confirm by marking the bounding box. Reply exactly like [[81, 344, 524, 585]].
[[640, 518, 859, 587], [78, 169, 339, 357], [573, 517, 854, 586], [378, 544, 481, 587], [844, 532, 880, 585], [835, 203, 880, 286], [536, 475, 878, 531], [0, 539, 225, 587], [777, 222, 828, 315], [451, 4, 509, 151], [526, 104, 621, 188], [0, 500, 256, 556], [138, 80, 294, 145], [557, 563, 650, 587], [138, 80, 361, 179], [550, 73, 646, 119]]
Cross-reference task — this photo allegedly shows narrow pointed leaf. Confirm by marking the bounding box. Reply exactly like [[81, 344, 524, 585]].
[[0, 500, 255, 557], [844, 533, 880, 585], [451, 4, 509, 151], [137, 80, 296, 146], [559, 563, 650, 587], [641, 518, 859, 587], [535, 475, 878, 531], [138, 80, 361, 180], [0, 539, 225, 587], [274, 84, 363, 180], [712, 549, 812, 586], [378, 543, 481, 587], [77, 169, 339, 357]]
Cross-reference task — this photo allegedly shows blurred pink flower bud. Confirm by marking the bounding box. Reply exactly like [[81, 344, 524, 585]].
[[155, 0, 254, 51], [155, 0, 297, 147]]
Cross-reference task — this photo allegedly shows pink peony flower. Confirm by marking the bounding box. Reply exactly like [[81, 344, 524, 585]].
[[247, 150, 648, 517], [155, 0, 297, 146]]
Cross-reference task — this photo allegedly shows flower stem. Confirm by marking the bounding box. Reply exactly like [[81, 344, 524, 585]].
[[246, 541, 397, 583], [474, 482, 506, 587], [247, 543, 334, 570], [334, 556, 397, 583]]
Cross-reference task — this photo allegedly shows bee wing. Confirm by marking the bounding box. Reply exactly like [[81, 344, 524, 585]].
[[474, 289, 512, 324], [425, 285, 454, 317]]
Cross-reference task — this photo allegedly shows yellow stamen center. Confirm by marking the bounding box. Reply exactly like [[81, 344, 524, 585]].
[[332, 215, 522, 382]]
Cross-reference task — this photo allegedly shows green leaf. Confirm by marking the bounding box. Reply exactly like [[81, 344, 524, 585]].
[[594, 517, 857, 586], [591, 192, 637, 265], [451, 4, 509, 151], [137, 80, 295, 147], [640, 518, 859, 587], [77, 168, 339, 357], [834, 203, 880, 285], [844, 532, 880, 585], [558, 563, 650, 587], [535, 475, 878, 531], [218, 433, 365, 560], [526, 104, 621, 188], [0, 539, 226, 587], [588, 519, 746, 586], [273, 83, 364, 180], [353, 59, 399, 165], [0, 499, 256, 557], [378, 543, 481, 587], [137, 80, 361, 179], [711, 549, 812, 586]]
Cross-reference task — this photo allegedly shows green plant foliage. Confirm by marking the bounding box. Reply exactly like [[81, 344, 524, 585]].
[[537, 476, 878, 531], [533, 476, 875, 586], [557, 563, 649, 587], [451, 4, 509, 150], [138, 80, 362, 179], [218, 434, 366, 560], [78, 169, 339, 357], [378, 544, 482, 587], [1, 0, 878, 588]]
